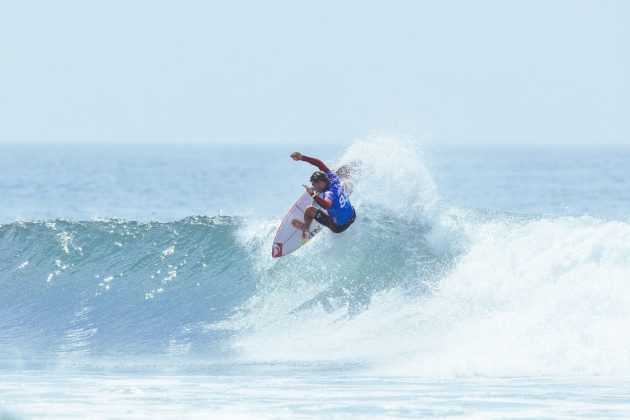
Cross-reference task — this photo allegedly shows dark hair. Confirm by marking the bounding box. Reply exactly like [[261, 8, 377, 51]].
[[310, 171, 330, 185]]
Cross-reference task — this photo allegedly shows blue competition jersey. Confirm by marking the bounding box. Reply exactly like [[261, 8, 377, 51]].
[[319, 172, 354, 226]]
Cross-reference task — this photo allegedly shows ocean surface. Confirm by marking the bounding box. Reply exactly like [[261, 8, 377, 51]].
[[2, 138, 630, 419]]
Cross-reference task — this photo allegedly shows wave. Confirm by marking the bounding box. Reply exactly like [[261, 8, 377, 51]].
[[3, 137, 630, 377], [223, 211, 630, 377], [0, 216, 258, 364]]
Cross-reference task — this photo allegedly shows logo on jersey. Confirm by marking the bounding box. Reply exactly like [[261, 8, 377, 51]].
[[272, 242, 283, 258], [339, 192, 348, 208]]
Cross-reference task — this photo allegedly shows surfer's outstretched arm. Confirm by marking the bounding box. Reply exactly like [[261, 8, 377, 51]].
[[301, 184, 332, 209], [290, 152, 331, 173]]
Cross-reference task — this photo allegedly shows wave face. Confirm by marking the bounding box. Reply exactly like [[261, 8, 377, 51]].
[[0, 216, 257, 364], [3, 137, 630, 377]]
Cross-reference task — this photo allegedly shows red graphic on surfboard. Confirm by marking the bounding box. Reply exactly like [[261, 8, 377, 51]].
[[272, 242, 283, 258]]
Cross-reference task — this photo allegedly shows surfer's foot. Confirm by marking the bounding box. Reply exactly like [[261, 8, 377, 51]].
[[292, 219, 312, 240], [291, 219, 307, 231]]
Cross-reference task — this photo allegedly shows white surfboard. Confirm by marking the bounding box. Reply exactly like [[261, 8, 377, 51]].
[[271, 192, 323, 258], [271, 161, 361, 258]]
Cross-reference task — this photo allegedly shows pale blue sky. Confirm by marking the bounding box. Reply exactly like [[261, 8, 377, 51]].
[[0, 0, 627, 145]]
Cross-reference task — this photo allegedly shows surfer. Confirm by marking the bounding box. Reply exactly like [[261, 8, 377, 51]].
[[290, 152, 356, 236]]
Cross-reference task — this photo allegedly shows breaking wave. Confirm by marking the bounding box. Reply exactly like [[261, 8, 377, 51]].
[[3, 137, 630, 377]]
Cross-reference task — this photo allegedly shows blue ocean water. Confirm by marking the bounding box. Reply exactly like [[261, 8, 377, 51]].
[[2, 138, 630, 418]]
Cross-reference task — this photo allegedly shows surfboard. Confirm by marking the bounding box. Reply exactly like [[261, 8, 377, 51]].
[[271, 162, 361, 258]]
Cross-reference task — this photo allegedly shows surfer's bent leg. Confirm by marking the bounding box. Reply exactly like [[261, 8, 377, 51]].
[[291, 206, 319, 232], [316, 208, 356, 233], [313, 208, 336, 232], [303, 206, 318, 231], [291, 206, 334, 232]]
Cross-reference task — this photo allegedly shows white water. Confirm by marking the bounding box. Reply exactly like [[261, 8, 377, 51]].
[[212, 137, 630, 380]]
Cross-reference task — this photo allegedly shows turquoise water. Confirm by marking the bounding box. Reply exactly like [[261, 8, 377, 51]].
[[2, 138, 630, 418]]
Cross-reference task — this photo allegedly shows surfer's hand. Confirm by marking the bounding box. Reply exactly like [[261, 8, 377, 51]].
[[303, 184, 315, 195], [291, 152, 303, 161]]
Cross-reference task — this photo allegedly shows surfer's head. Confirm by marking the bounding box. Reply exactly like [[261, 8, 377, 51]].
[[310, 171, 330, 192]]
